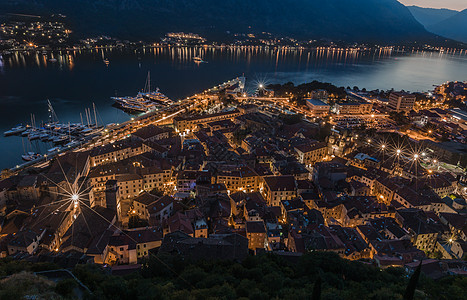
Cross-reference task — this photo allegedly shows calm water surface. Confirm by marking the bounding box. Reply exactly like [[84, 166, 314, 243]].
[[0, 46, 466, 170]]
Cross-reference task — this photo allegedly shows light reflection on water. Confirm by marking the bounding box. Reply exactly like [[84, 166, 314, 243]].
[[0, 46, 466, 169]]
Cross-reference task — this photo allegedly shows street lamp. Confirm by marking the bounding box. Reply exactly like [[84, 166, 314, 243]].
[[381, 144, 386, 162]]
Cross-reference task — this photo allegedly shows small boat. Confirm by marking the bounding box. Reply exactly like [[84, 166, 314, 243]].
[[52, 135, 68, 144], [193, 56, 205, 63], [103, 58, 110, 66], [21, 129, 32, 137], [47, 147, 61, 153], [49, 58, 57, 62], [64, 141, 79, 148], [4, 125, 27, 136], [22, 152, 42, 161], [28, 131, 42, 140], [39, 133, 50, 141]]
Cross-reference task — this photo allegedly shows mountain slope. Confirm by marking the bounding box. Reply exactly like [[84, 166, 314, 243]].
[[407, 6, 458, 28], [0, 0, 434, 43], [427, 9, 467, 43]]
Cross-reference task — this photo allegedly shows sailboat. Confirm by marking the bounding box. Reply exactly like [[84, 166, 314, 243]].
[[21, 130, 42, 161], [4, 125, 28, 136]]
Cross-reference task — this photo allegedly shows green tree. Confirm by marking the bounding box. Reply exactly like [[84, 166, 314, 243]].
[[55, 278, 77, 297]]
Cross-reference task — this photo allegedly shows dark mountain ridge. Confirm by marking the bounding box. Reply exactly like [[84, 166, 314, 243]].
[[427, 9, 467, 43], [0, 0, 438, 43], [407, 6, 458, 27], [408, 6, 467, 44]]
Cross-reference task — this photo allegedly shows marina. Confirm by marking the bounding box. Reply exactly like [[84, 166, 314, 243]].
[[3, 100, 106, 166]]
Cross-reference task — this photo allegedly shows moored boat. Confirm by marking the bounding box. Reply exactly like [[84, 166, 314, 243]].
[[111, 71, 171, 114], [28, 131, 42, 140], [4, 125, 27, 136], [47, 146, 61, 153], [22, 152, 42, 161]]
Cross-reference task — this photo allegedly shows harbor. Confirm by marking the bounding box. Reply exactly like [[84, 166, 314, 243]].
[[1, 76, 245, 175], [2, 100, 106, 171]]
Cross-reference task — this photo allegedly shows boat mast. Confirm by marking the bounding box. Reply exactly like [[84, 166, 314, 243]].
[[85, 108, 90, 127], [148, 71, 151, 93], [47, 99, 59, 124], [143, 71, 151, 93], [93, 103, 98, 128]]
